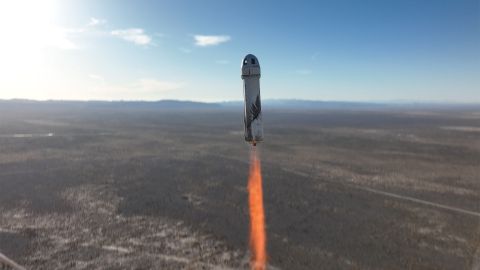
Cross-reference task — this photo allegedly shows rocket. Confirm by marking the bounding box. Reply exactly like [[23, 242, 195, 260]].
[[241, 54, 263, 146]]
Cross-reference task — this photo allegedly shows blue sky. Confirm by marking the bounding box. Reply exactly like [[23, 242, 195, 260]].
[[0, 0, 478, 102]]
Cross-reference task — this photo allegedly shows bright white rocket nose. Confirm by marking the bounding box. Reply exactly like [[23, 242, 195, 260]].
[[242, 54, 259, 66], [241, 54, 261, 77]]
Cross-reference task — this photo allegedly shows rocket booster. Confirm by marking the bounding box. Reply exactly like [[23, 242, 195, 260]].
[[242, 54, 263, 145]]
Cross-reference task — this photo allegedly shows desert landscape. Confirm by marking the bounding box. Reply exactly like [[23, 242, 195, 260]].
[[0, 102, 479, 269]]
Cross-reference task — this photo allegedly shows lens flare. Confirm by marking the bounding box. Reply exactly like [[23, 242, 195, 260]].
[[248, 148, 267, 270]]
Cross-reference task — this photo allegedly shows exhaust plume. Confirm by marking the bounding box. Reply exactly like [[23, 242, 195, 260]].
[[248, 147, 267, 270]]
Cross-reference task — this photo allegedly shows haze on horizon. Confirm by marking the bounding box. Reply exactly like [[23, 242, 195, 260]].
[[0, 0, 478, 103]]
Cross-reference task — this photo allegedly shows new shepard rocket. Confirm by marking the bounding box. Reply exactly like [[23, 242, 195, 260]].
[[242, 54, 263, 146]]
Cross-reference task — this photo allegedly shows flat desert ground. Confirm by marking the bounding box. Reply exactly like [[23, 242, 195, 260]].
[[0, 105, 479, 269]]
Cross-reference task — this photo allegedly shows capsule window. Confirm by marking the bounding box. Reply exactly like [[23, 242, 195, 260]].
[[244, 59, 248, 65], [251, 59, 256, 64]]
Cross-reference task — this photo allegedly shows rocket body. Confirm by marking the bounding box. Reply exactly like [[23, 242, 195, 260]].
[[242, 54, 263, 145]]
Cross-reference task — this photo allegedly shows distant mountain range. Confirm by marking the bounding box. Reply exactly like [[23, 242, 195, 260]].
[[221, 99, 388, 109], [0, 99, 478, 110], [0, 99, 221, 110]]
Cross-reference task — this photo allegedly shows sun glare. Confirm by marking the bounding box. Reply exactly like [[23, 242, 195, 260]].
[[0, 0, 64, 98], [0, 0, 58, 55]]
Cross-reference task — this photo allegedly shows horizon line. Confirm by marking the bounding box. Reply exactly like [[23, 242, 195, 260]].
[[1, 98, 480, 105]]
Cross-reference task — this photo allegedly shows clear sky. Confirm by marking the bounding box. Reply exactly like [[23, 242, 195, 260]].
[[0, 0, 478, 102]]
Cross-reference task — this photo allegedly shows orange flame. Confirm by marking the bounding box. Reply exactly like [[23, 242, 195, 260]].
[[248, 148, 267, 270]]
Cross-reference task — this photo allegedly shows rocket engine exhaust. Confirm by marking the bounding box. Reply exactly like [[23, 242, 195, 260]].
[[248, 148, 267, 270]]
